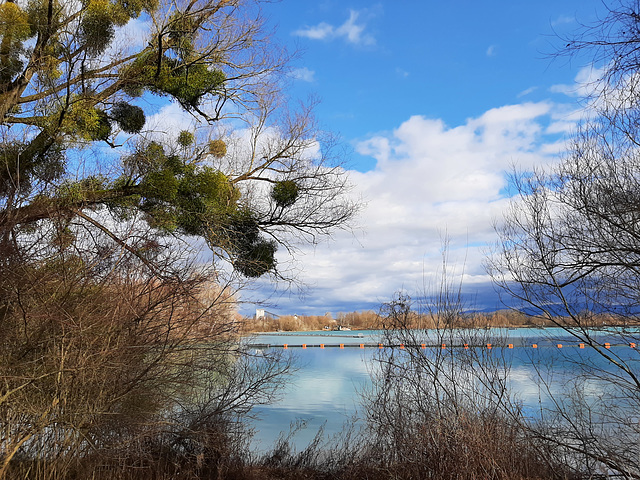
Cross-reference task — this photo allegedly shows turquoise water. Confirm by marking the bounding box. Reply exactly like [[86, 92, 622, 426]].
[[249, 347, 373, 451], [246, 328, 640, 452], [244, 327, 636, 347]]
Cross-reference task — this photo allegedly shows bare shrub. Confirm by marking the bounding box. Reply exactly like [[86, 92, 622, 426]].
[[0, 225, 291, 479], [354, 293, 575, 480]]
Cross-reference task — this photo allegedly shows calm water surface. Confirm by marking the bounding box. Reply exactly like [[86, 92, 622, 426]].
[[245, 328, 640, 452]]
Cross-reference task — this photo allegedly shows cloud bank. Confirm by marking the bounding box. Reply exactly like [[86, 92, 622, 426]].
[[248, 100, 577, 316], [143, 69, 593, 318]]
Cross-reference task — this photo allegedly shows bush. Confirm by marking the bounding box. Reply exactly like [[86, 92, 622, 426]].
[[0, 227, 291, 479]]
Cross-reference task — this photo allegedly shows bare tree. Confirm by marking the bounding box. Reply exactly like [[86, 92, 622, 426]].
[[489, 128, 640, 478], [0, 1, 354, 476], [0, 219, 293, 478], [488, 2, 640, 475], [359, 248, 560, 480]]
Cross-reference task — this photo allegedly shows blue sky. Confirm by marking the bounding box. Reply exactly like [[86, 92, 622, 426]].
[[272, 0, 597, 146], [230, 0, 606, 317]]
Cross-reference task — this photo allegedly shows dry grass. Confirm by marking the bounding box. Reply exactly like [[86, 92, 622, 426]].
[[1, 405, 581, 480]]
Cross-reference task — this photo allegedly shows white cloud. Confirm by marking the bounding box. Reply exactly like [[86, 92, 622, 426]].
[[145, 103, 197, 140], [547, 65, 640, 124], [294, 22, 335, 40], [292, 67, 316, 82], [486, 45, 497, 57], [115, 17, 150, 51], [96, 17, 151, 68], [293, 10, 375, 46], [517, 86, 538, 98], [245, 101, 577, 316], [337, 10, 374, 45], [550, 65, 604, 98]]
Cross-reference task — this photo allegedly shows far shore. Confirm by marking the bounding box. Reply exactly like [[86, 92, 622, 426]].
[[242, 309, 634, 334]]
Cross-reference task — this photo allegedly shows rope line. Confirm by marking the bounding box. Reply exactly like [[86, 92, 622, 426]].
[[246, 342, 638, 350]]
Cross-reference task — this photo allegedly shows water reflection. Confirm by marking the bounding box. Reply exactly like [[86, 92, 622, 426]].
[[247, 328, 640, 452], [249, 347, 373, 451]]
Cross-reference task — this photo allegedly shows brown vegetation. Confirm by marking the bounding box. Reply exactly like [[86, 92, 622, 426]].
[[0, 274, 594, 479], [1, 413, 577, 480], [243, 310, 382, 332], [0, 224, 291, 479], [241, 307, 626, 332]]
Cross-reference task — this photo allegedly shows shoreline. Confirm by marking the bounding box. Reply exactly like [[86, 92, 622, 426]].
[[244, 324, 636, 335]]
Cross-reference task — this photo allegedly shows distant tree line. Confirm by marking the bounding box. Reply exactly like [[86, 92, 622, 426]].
[[242, 308, 627, 332]]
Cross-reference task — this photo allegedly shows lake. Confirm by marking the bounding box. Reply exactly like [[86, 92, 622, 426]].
[[244, 328, 640, 452]]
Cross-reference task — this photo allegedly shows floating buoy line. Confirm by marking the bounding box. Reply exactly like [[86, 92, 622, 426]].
[[245, 342, 638, 350]]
